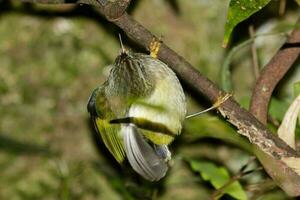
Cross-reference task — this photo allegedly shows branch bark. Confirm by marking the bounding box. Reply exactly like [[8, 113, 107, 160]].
[[249, 17, 300, 197], [22, 0, 131, 19], [20, 0, 300, 196]]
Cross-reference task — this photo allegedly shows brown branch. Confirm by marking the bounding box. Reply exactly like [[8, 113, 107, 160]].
[[21, 0, 131, 19], [250, 19, 300, 124], [20, 0, 300, 196], [248, 17, 300, 196]]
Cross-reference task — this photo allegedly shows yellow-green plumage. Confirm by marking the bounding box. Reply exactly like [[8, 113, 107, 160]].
[[88, 51, 186, 181]]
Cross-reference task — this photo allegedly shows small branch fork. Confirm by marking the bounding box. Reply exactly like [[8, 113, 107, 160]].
[[20, 0, 300, 196], [250, 19, 300, 124]]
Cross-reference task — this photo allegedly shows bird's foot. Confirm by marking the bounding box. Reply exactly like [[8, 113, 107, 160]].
[[213, 92, 232, 109], [150, 37, 162, 58]]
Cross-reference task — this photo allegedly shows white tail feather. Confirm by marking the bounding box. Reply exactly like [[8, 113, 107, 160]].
[[123, 124, 168, 181]]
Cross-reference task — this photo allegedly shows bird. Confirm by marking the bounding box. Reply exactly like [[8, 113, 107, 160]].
[[87, 37, 186, 181]]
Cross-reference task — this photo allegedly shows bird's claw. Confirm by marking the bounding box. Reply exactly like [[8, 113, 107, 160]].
[[150, 37, 162, 58], [213, 92, 233, 109]]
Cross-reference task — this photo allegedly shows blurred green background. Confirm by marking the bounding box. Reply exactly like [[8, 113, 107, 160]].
[[0, 0, 299, 199]]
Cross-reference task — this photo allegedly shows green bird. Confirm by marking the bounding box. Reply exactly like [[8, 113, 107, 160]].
[[87, 40, 186, 181]]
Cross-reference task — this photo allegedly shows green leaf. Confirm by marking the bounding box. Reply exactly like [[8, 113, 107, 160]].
[[269, 98, 289, 121], [223, 0, 271, 47], [293, 81, 300, 97], [295, 0, 300, 6], [190, 160, 247, 200]]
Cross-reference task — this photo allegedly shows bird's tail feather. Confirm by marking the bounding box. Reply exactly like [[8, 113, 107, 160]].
[[123, 124, 168, 181]]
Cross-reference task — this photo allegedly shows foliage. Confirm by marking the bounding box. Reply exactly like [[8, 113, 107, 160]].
[[223, 0, 271, 47], [190, 160, 247, 200], [1, 0, 300, 199]]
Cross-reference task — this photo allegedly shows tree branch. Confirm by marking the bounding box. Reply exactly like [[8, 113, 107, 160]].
[[248, 17, 300, 197], [250, 20, 300, 124], [22, 0, 131, 19], [20, 0, 300, 196]]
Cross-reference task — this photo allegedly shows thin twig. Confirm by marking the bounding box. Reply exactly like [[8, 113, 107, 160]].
[[279, 0, 286, 17], [249, 25, 260, 80], [210, 157, 261, 200], [246, 179, 277, 198]]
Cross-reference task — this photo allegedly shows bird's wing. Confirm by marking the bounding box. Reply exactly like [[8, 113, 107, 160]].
[[87, 86, 125, 163]]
